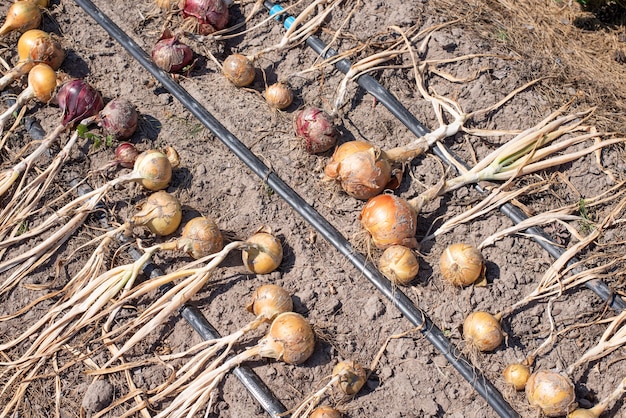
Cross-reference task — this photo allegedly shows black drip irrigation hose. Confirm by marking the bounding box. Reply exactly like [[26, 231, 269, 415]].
[[73, 1, 520, 416], [70, 180, 288, 417], [262, 1, 626, 313]]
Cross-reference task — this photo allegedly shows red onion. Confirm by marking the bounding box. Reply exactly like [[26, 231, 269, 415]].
[[294, 106, 338, 154], [55, 79, 104, 128], [99, 98, 138, 140], [179, 0, 229, 35], [151, 30, 193, 73], [114, 142, 139, 168]]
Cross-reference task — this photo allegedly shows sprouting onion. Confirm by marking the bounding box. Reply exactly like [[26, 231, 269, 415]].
[[0, 29, 64, 91], [291, 359, 366, 418]]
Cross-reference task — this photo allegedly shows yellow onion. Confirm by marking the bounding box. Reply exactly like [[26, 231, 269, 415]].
[[242, 231, 283, 274], [310, 406, 342, 418], [177, 216, 224, 259], [265, 82, 293, 110], [568, 408, 603, 418], [0, 1, 42, 37], [503, 363, 531, 391], [222, 54, 255, 87], [131, 190, 182, 236], [332, 360, 367, 396], [324, 140, 395, 200], [245, 284, 293, 322], [378, 245, 419, 286], [526, 370, 576, 417], [18, 0, 49, 7], [439, 243, 485, 287], [17, 29, 64, 69], [359, 194, 418, 249], [463, 311, 503, 352], [27, 62, 56, 102], [257, 312, 315, 365], [133, 150, 172, 191]]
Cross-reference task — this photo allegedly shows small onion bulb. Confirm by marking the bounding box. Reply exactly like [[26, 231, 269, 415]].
[[378, 245, 419, 286], [242, 231, 283, 274], [133, 150, 172, 191], [503, 363, 531, 391], [258, 312, 315, 365], [131, 191, 182, 236], [359, 194, 418, 249], [222, 54, 255, 87], [332, 360, 367, 396], [439, 243, 485, 287], [526, 370, 576, 417], [462, 311, 503, 352], [265, 82, 293, 110], [245, 284, 293, 322], [310, 406, 342, 418], [27, 62, 56, 102], [177, 216, 224, 259], [114, 142, 139, 168], [293, 106, 338, 154]]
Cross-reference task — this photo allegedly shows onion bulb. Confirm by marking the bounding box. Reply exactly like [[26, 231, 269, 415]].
[[152, 30, 193, 73], [132, 149, 172, 191], [332, 360, 367, 396], [310, 406, 342, 418], [176, 216, 224, 259], [97, 98, 138, 140], [222, 54, 255, 87], [526, 370, 576, 417], [18, 29, 64, 69], [439, 243, 485, 287], [378, 245, 419, 285], [26, 62, 57, 102], [131, 191, 182, 236], [113, 142, 139, 168], [56, 78, 104, 127], [463, 311, 503, 352], [359, 194, 418, 249], [503, 363, 531, 391], [265, 82, 293, 110], [324, 140, 395, 200], [0, 1, 42, 37], [569, 408, 603, 418], [242, 230, 283, 274], [179, 0, 229, 35], [257, 311, 315, 365], [163, 145, 180, 168], [246, 284, 293, 322], [294, 106, 338, 154]]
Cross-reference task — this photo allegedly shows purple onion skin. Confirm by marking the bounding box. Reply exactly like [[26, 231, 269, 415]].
[[56, 79, 104, 128], [151, 36, 193, 73], [294, 106, 339, 154], [99, 98, 138, 140], [179, 0, 229, 35]]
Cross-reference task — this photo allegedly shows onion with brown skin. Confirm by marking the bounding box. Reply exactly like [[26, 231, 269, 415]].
[[174, 216, 224, 259], [463, 311, 504, 352], [265, 82, 293, 110], [242, 230, 283, 274], [503, 363, 531, 391], [222, 53, 256, 87], [439, 243, 486, 287], [378, 245, 419, 285], [131, 191, 182, 236], [359, 194, 418, 249], [246, 284, 293, 322], [310, 406, 343, 418], [526, 370, 576, 417], [132, 149, 172, 191], [0, 1, 43, 37], [294, 106, 338, 154]]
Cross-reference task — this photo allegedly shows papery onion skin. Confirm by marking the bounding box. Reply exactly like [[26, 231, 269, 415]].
[[28, 63, 56, 103], [258, 312, 315, 365], [242, 232, 283, 274], [324, 140, 392, 200], [526, 370, 576, 417], [56, 79, 104, 127], [114, 142, 138, 168], [178, 216, 224, 259], [99, 98, 138, 140], [332, 360, 367, 396], [152, 32, 193, 73], [18, 29, 64, 70], [265, 82, 293, 110], [359, 194, 418, 249], [222, 54, 255, 87], [0, 2, 42, 37], [133, 150, 172, 191], [503, 363, 531, 391], [310, 406, 343, 418], [439, 243, 486, 287], [294, 106, 338, 154], [378, 245, 419, 286], [131, 190, 182, 236], [463, 311, 503, 352], [568, 409, 599, 418], [179, 0, 229, 35], [245, 284, 293, 322]]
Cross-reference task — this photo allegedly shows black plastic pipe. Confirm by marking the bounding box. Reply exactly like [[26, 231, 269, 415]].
[[73, 1, 520, 417], [71, 181, 288, 417], [262, 1, 626, 313]]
